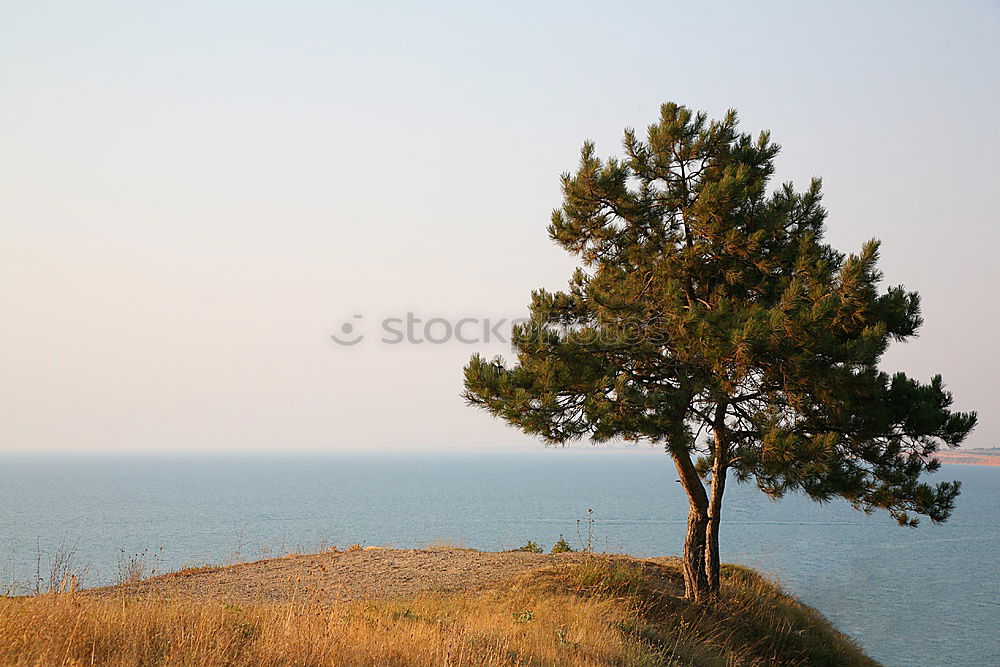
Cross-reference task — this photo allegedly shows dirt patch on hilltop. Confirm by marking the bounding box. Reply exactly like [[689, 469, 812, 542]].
[[87, 549, 605, 604]]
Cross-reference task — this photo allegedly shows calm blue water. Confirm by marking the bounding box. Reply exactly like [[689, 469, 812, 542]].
[[0, 450, 996, 666]]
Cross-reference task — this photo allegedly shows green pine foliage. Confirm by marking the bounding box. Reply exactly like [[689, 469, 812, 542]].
[[464, 102, 976, 600]]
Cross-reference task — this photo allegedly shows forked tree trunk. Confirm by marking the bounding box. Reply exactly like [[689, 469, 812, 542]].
[[672, 419, 728, 602], [672, 452, 711, 601]]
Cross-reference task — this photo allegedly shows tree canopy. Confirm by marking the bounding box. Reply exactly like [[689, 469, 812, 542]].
[[463, 102, 976, 600]]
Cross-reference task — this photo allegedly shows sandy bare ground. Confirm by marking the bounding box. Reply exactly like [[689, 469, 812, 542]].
[[86, 549, 607, 604]]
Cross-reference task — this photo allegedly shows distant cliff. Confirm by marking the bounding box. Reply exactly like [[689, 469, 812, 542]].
[[935, 449, 1000, 466]]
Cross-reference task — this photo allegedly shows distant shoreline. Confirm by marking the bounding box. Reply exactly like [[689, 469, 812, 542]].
[[934, 449, 1000, 467]]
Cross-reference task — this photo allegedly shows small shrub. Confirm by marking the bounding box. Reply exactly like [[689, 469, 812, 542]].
[[550, 536, 575, 553], [116, 547, 161, 586], [555, 628, 579, 649], [512, 610, 534, 623], [517, 540, 544, 553]]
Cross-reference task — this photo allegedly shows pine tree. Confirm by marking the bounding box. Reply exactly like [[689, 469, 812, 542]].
[[463, 103, 977, 602]]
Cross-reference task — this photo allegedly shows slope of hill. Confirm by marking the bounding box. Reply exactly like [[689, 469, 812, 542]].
[[1, 548, 880, 666]]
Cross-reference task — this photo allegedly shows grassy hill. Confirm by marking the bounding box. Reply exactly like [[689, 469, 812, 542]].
[[0, 549, 879, 666]]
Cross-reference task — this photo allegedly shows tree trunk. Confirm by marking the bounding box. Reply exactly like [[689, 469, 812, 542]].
[[704, 406, 729, 598], [683, 505, 710, 600], [704, 460, 727, 596], [671, 451, 711, 601]]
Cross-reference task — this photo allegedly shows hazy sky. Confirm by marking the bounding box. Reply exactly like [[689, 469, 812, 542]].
[[2, 1, 998, 451]]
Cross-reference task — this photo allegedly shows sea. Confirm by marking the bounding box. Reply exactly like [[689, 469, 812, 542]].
[[0, 449, 996, 667]]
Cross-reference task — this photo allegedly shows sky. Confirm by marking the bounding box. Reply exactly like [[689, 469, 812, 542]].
[[2, 0, 998, 451]]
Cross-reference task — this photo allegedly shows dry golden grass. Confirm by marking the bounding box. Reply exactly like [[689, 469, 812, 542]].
[[0, 556, 880, 666]]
